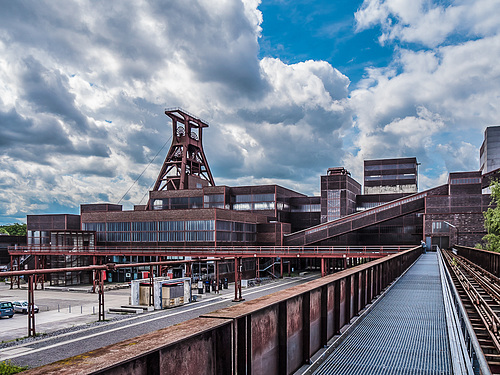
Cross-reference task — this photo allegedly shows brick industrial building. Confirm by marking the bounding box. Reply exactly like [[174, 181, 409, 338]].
[[14, 110, 500, 284]]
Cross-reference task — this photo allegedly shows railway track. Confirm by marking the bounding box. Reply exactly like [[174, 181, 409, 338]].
[[443, 250, 500, 373]]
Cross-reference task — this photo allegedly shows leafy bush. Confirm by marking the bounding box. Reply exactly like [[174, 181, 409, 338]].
[[0, 360, 28, 374], [0, 223, 26, 236]]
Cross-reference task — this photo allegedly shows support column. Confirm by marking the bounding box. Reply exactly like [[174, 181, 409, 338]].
[[34, 256, 38, 291], [38, 256, 46, 290], [16, 255, 21, 289], [98, 270, 105, 321], [233, 257, 244, 302], [91, 256, 97, 293], [256, 257, 260, 280], [215, 260, 220, 294], [321, 258, 326, 277], [280, 257, 283, 278], [27, 274, 36, 337], [288, 259, 291, 277], [10, 255, 14, 290], [149, 265, 155, 307]]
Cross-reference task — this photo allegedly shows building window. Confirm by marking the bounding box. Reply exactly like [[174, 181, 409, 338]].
[[450, 178, 481, 185], [131, 222, 157, 242], [204, 194, 225, 208], [365, 163, 416, 171], [232, 194, 275, 211], [153, 197, 203, 210], [215, 220, 256, 243], [365, 174, 415, 181], [327, 190, 341, 221], [432, 221, 450, 233]]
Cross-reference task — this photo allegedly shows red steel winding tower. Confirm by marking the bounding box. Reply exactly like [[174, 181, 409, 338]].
[[152, 108, 215, 191]]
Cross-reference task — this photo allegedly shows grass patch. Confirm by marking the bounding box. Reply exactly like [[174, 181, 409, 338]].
[[0, 360, 28, 374]]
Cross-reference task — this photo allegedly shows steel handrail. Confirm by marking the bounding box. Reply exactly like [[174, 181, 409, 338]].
[[9, 245, 411, 256], [439, 248, 491, 374]]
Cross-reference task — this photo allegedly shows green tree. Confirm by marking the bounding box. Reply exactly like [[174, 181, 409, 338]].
[[483, 180, 500, 252], [0, 223, 27, 236]]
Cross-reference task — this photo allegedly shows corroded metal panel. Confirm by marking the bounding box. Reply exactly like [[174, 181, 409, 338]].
[[339, 278, 346, 328], [287, 295, 304, 372], [309, 289, 322, 355], [251, 305, 279, 375], [327, 283, 335, 339]]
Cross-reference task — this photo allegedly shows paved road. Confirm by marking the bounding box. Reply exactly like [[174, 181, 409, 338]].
[[0, 274, 319, 369]]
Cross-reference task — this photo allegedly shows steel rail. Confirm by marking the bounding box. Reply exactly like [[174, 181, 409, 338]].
[[438, 249, 475, 374], [443, 250, 500, 356], [451, 254, 500, 305], [7, 245, 410, 258]]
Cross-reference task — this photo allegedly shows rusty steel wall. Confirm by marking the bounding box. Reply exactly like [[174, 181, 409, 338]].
[[25, 247, 421, 375]]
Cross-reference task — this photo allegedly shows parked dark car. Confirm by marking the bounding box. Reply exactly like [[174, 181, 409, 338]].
[[0, 301, 14, 318], [12, 301, 39, 314]]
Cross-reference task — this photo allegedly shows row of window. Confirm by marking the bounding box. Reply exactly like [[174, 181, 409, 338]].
[[153, 193, 277, 211], [450, 177, 481, 185], [82, 220, 256, 243], [233, 202, 275, 211], [290, 204, 321, 212], [432, 221, 450, 233], [233, 193, 275, 203], [153, 197, 203, 210], [365, 174, 416, 181], [365, 163, 416, 171]]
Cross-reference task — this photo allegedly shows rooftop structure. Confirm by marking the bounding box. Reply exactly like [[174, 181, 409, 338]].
[[152, 108, 215, 192], [363, 157, 418, 195], [480, 125, 500, 174]]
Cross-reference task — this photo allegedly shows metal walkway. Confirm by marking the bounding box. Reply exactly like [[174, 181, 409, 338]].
[[312, 253, 451, 374]]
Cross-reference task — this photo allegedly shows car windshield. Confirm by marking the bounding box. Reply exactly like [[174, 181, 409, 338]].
[[21, 302, 28, 306], [1, 302, 12, 308]]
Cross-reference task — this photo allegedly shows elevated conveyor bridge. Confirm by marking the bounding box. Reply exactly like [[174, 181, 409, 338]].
[[285, 191, 428, 246]]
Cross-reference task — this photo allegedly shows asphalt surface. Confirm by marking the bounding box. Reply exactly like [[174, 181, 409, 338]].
[[0, 273, 319, 370]]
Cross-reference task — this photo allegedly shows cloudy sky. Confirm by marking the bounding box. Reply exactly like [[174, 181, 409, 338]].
[[1, 0, 499, 225]]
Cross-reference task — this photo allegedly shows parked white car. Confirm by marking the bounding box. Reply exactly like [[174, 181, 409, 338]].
[[12, 301, 39, 314]]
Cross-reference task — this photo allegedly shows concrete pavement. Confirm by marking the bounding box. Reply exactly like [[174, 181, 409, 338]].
[[0, 278, 253, 343]]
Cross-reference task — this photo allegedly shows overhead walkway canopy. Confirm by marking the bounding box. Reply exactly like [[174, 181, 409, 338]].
[[284, 191, 428, 246]]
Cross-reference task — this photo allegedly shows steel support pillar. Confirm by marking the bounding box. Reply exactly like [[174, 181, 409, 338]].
[[233, 257, 244, 302], [280, 258, 283, 278], [98, 270, 105, 321], [91, 256, 98, 293], [149, 265, 154, 307], [27, 274, 36, 337], [321, 258, 326, 277], [256, 257, 260, 280], [288, 259, 291, 277], [215, 260, 220, 294], [33, 256, 45, 290], [10, 255, 14, 289]]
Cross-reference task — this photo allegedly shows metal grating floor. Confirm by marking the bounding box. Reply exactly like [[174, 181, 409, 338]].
[[313, 253, 451, 375]]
